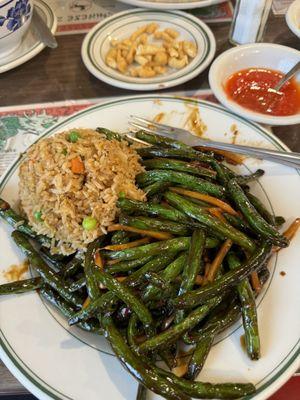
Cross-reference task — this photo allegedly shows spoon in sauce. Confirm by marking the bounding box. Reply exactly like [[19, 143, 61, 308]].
[[266, 61, 300, 113], [269, 61, 300, 93]]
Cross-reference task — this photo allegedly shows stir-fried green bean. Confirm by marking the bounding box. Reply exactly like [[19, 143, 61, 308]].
[[173, 242, 271, 309], [227, 252, 260, 360], [0, 277, 42, 295]]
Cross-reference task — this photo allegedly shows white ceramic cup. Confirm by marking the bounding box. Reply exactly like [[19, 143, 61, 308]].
[[0, 0, 33, 58]]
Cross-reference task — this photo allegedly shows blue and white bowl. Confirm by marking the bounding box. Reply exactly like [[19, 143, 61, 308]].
[[0, 0, 33, 57]]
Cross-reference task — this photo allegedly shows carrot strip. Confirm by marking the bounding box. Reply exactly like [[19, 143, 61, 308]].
[[82, 297, 91, 309], [205, 239, 233, 283], [208, 207, 227, 223], [107, 224, 173, 240], [169, 187, 238, 215], [273, 218, 300, 252], [250, 271, 262, 294], [94, 251, 104, 270], [194, 146, 244, 165], [195, 275, 204, 285], [71, 156, 85, 174], [102, 237, 151, 251]]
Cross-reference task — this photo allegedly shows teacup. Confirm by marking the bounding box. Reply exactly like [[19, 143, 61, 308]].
[[0, 0, 33, 58]]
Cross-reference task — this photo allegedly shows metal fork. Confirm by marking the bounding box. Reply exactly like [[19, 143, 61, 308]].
[[129, 116, 300, 169]]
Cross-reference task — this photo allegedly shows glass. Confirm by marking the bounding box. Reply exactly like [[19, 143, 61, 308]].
[[229, 0, 272, 45]]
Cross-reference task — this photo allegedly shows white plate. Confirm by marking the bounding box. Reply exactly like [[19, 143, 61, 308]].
[[81, 9, 216, 91], [0, 0, 57, 74], [0, 95, 299, 400], [286, 0, 300, 38], [117, 0, 227, 10]]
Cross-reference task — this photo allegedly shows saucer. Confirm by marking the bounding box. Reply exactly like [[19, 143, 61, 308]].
[[0, 0, 57, 74]]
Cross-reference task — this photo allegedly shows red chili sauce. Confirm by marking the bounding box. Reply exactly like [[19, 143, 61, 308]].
[[225, 68, 300, 116]]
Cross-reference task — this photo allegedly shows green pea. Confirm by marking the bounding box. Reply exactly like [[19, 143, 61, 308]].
[[82, 216, 98, 231], [119, 191, 126, 198], [62, 148, 67, 155], [68, 131, 80, 143], [34, 211, 43, 221]]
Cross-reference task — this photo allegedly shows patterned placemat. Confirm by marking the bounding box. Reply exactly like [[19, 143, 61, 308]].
[[46, 0, 234, 35], [0, 89, 216, 177]]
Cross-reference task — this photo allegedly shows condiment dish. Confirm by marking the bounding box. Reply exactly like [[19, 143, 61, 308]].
[[209, 43, 300, 125]]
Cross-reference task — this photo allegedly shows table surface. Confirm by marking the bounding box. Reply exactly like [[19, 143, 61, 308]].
[[0, 8, 299, 399]]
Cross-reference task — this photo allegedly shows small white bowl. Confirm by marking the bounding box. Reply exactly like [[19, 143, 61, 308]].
[[286, 0, 300, 38], [0, 0, 34, 58], [209, 43, 300, 126], [81, 8, 216, 91]]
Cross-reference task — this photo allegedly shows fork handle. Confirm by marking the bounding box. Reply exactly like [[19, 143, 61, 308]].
[[200, 140, 300, 169]]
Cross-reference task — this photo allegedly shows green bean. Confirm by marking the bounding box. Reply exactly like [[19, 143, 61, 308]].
[[164, 192, 256, 253], [127, 313, 140, 349], [84, 238, 104, 301], [185, 297, 240, 345], [157, 367, 256, 399], [94, 269, 154, 332], [103, 316, 189, 400], [103, 237, 190, 261], [236, 169, 265, 185], [62, 257, 82, 279], [136, 130, 197, 153], [0, 277, 42, 295], [223, 213, 254, 235], [69, 277, 86, 292], [126, 253, 177, 286], [12, 231, 83, 308], [119, 214, 190, 236], [143, 253, 187, 301], [144, 272, 172, 292], [228, 179, 288, 247], [69, 253, 176, 325], [137, 146, 213, 163], [136, 384, 147, 400], [246, 191, 276, 225], [211, 161, 232, 185], [227, 252, 260, 360], [176, 229, 206, 324], [186, 335, 214, 380], [274, 216, 286, 227], [96, 127, 123, 142], [40, 248, 66, 271], [143, 181, 172, 197], [179, 229, 205, 296], [105, 255, 153, 274], [142, 158, 216, 179], [111, 230, 130, 245], [0, 198, 51, 247], [138, 297, 222, 354], [118, 198, 191, 224], [137, 170, 225, 197], [40, 286, 101, 333], [173, 242, 271, 309]]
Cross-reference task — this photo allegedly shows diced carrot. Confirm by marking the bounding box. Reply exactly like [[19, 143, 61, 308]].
[[205, 239, 233, 283], [71, 156, 85, 174], [107, 224, 173, 240], [169, 187, 238, 215], [102, 237, 151, 251]]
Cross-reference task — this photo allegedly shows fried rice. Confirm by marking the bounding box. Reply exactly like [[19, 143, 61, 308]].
[[19, 128, 145, 255]]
